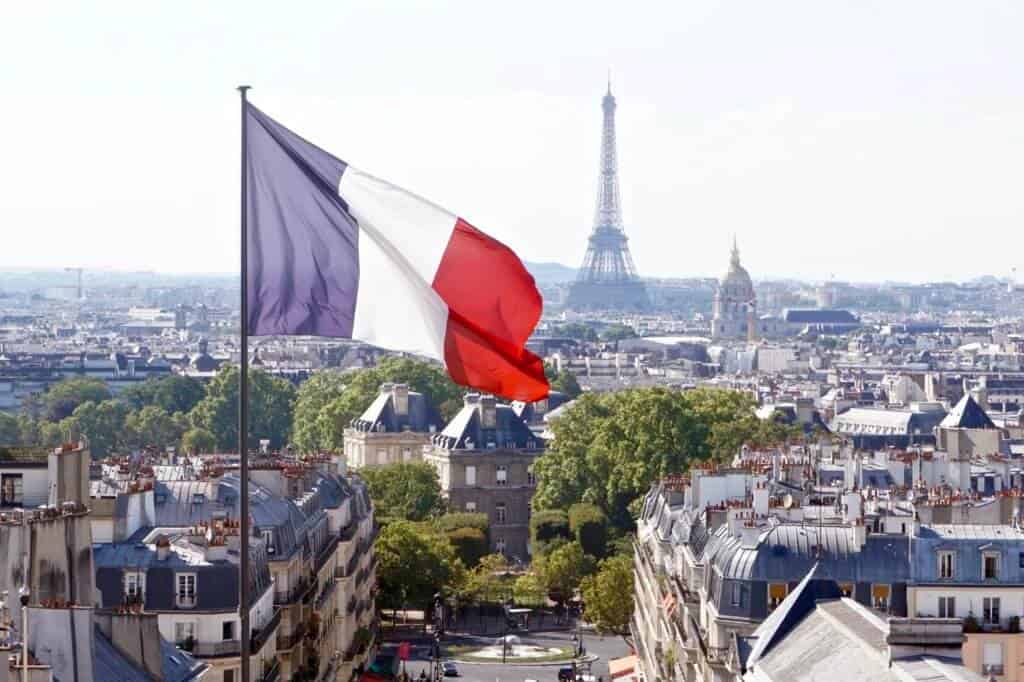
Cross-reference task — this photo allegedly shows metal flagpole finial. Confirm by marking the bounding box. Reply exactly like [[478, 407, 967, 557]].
[[237, 84, 252, 92]]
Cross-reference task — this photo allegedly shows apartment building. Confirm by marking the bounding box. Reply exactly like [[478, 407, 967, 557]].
[[343, 382, 443, 468], [424, 393, 543, 560], [90, 451, 378, 682]]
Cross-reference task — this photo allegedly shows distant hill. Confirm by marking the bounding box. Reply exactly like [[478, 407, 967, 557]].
[[525, 261, 577, 285]]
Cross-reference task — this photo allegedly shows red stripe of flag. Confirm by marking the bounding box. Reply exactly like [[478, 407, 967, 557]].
[[432, 218, 549, 401]]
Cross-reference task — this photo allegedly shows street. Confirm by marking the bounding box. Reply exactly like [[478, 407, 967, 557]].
[[392, 629, 631, 682]]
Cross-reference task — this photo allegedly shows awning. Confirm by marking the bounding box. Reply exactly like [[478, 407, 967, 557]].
[[609, 654, 638, 679]]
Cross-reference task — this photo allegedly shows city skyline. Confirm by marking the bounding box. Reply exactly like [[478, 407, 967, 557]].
[[3, 2, 1024, 283]]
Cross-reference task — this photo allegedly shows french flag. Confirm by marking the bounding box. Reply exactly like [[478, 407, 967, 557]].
[[244, 103, 549, 401]]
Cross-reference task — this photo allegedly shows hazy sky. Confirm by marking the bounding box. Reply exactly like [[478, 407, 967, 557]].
[[3, 1, 1023, 283]]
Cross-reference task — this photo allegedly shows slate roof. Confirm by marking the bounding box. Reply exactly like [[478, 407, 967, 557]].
[[351, 387, 443, 433], [744, 564, 841, 669], [913, 524, 1024, 584], [434, 401, 541, 450], [703, 522, 911, 583], [93, 626, 207, 682], [745, 596, 983, 681], [940, 394, 997, 430], [152, 472, 311, 561]]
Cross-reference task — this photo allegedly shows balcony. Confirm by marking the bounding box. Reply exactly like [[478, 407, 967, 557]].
[[251, 608, 282, 655], [260, 657, 281, 682], [273, 578, 311, 606], [315, 576, 339, 611], [339, 521, 358, 542], [275, 620, 307, 651], [315, 535, 340, 573], [192, 640, 241, 657]]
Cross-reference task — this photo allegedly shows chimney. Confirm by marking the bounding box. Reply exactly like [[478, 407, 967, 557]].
[[392, 383, 409, 416], [842, 491, 862, 524], [48, 440, 90, 507], [155, 535, 171, 561], [752, 480, 770, 517], [480, 395, 497, 429], [739, 517, 761, 549], [95, 611, 164, 681]]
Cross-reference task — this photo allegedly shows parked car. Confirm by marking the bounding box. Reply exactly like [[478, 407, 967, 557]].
[[442, 661, 459, 677], [558, 668, 574, 681]]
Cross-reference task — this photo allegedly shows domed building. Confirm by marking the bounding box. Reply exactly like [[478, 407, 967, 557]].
[[712, 238, 757, 340]]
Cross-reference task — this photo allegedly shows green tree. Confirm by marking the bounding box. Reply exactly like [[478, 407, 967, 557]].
[[512, 571, 546, 607], [447, 527, 488, 569], [181, 427, 217, 454], [461, 554, 511, 604], [569, 503, 607, 558], [125, 405, 186, 451], [375, 520, 464, 611], [64, 399, 130, 457], [530, 509, 571, 556], [580, 554, 634, 641], [535, 541, 595, 605], [551, 370, 582, 399], [0, 413, 18, 445], [599, 324, 637, 342], [153, 376, 206, 414], [291, 371, 350, 453], [188, 366, 296, 450], [42, 378, 112, 421], [551, 323, 597, 342], [532, 387, 764, 531], [359, 462, 445, 522]]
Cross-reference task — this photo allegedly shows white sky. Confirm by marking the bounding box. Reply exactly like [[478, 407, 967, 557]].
[[2, 1, 1023, 283]]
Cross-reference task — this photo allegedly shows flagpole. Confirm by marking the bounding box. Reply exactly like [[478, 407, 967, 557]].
[[237, 83, 252, 682]]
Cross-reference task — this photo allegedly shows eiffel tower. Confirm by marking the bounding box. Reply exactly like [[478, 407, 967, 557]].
[[567, 81, 648, 310]]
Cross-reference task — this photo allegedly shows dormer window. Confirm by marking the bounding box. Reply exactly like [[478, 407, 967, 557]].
[[938, 551, 955, 579], [191, 493, 206, 507], [176, 573, 197, 608], [124, 571, 145, 603], [983, 552, 1001, 580]]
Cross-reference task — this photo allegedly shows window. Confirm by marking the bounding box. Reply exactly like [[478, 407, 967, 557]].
[[527, 468, 535, 486], [495, 537, 506, 555], [938, 596, 956, 618], [496, 465, 507, 487], [983, 552, 1000, 580], [174, 621, 196, 647], [124, 571, 145, 602], [872, 584, 891, 611], [838, 583, 854, 598], [496, 503, 507, 524], [176, 573, 197, 608], [376, 448, 387, 465], [465, 501, 477, 512], [938, 551, 955, 579], [224, 669, 236, 682], [402, 448, 412, 462], [465, 465, 477, 487], [0, 474, 23, 506], [191, 493, 205, 507], [223, 620, 235, 641], [731, 583, 742, 607], [768, 583, 787, 610], [984, 597, 1001, 626]]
